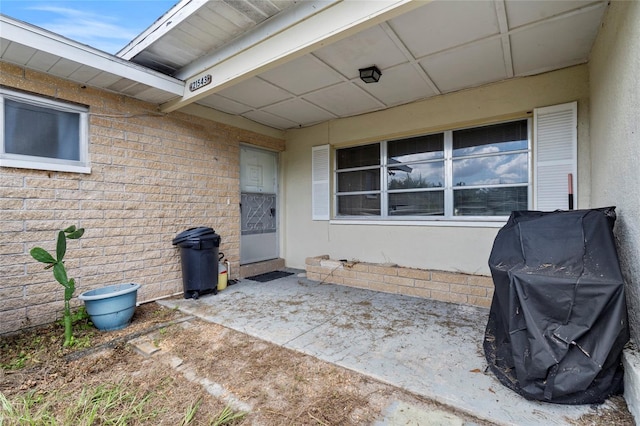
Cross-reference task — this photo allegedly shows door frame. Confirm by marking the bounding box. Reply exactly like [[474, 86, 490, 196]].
[[239, 144, 280, 265]]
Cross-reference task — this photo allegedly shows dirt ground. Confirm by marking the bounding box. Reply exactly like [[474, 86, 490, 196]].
[[0, 302, 635, 425]]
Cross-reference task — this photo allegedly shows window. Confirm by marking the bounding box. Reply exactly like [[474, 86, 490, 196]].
[[335, 119, 530, 220], [1, 89, 90, 173]]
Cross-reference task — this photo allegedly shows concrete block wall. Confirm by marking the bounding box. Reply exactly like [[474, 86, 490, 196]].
[[305, 255, 494, 308], [623, 348, 640, 423], [0, 63, 284, 334]]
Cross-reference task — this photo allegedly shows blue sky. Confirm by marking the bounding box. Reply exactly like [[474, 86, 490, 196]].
[[1, 0, 178, 54]]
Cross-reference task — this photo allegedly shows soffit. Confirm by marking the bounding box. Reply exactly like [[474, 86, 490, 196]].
[[0, 15, 183, 104]]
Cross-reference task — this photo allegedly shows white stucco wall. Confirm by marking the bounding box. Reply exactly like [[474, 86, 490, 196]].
[[282, 66, 590, 275], [589, 0, 640, 343]]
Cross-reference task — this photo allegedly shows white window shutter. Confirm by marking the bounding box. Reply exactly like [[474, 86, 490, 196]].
[[534, 102, 577, 211], [312, 145, 330, 220]]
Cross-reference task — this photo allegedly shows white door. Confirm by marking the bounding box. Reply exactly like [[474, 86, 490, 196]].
[[240, 146, 278, 264]]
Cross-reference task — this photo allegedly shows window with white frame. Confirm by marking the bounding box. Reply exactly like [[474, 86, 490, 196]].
[[335, 119, 530, 220], [0, 88, 90, 174]]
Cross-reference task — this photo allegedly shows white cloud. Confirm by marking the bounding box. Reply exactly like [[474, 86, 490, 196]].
[[28, 6, 139, 53], [454, 153, 527, 185]]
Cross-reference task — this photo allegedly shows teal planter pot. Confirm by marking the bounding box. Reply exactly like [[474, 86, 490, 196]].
[[78, 283, 141, 331]]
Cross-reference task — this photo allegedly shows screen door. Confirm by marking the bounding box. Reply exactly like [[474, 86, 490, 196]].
[[240, 146, 278, 264]]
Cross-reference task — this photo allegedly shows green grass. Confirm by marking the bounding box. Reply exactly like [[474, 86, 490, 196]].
[[0, 351, 30, 370], [211, 405, 247, 426], [1, 381, 162, 426], [1, 385, 248, 426]]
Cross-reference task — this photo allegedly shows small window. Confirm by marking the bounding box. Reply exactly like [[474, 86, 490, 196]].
[[1, 89, 90, 173]]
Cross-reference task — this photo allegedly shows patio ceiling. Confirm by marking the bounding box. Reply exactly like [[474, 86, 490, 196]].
[[121, 0, 608, 130], [1, 1, 608, 131]]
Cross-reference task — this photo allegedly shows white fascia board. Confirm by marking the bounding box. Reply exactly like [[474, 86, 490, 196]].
[[161, 0, 426, 113], [1, 16, 183, 96], [117, 0, 209, 60]]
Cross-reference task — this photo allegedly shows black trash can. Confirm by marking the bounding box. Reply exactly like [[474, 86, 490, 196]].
[[172, 227, 221, 299]]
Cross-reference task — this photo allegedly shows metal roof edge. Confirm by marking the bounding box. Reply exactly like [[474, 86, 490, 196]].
[[116, 0, 209, 60]]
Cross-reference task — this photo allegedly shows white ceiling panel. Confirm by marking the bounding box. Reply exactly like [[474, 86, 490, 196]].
[[354, 63, 438, 107], [86, 72, 123, 89], [262, 98, 336, 125], [303, 83, 383, 117], [48, 58, 82, 77], [217, 77, 292, 108], [0, 39, 9, 56], [185, 14, 237, 48], [510, 4, 606, 76], [313, 25, 409, 80], [505, 0, 602, 29], [242, 109, 298, 129], [134, 87, 177, 104], [260, 55, 344, 95], [156, 33, 204, 64], [68, 66, 102, 83], [197, 94, 253, 115], [389, 0, 500, 58], [422, 38, 507, 93], [173, 26, 216, 58], [120, 82, 155, 97], [3, 42, 36, 64], [26, 50, 60, 72], [201, 1, 256, 30], [107, 78, 143, 93]]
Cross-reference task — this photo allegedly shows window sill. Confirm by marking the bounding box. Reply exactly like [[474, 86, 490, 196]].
[[1, 158, 91, 174], [329, 218, 507, 228]]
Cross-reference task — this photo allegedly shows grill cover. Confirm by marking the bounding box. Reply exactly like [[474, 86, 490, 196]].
[[484, 207, 629, 404]]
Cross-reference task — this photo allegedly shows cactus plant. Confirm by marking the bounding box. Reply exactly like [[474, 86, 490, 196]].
[[30, 225, 85, 346]]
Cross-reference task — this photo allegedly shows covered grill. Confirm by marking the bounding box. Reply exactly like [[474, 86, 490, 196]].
[[484, 207, 629, 404]]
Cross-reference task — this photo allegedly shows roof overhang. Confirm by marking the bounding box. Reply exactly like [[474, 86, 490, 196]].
[[0, 15, 183, 104]]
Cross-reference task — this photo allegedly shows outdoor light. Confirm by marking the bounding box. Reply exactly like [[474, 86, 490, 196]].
[[359, 65, 381, 83]]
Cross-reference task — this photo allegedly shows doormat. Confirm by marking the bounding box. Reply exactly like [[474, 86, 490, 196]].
[[246, 271, 294, 282]]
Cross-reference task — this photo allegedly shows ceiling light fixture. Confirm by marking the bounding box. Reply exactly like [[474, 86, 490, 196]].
[[359, 65, 381, 83]]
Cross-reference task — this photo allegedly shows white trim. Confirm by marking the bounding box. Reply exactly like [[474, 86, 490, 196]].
[[444, 131, 454, 217], [330, 219, 506, 228], [117, 0, 210, 60], [312, 144, 330, 220], [0, 157, 91, 174], [534, 101, 578, 211], [0, 88, 91, 174]]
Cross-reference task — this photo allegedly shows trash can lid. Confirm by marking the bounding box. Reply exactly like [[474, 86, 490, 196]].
[[172, 227, 217, 245]]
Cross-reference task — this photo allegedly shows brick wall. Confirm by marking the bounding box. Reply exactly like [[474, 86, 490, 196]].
[[305, 255, 494, 308], [0, 63, 284, 334]]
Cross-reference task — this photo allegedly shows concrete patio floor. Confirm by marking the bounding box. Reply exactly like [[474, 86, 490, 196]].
[[157, 269, 621, 425]]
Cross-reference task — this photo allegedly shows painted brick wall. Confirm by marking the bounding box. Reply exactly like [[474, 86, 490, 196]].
[[0, 63, 284, 334], [305, 255, 494, 308]]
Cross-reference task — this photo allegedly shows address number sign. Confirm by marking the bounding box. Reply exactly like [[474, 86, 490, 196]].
[[189, 74, 212, 92]]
